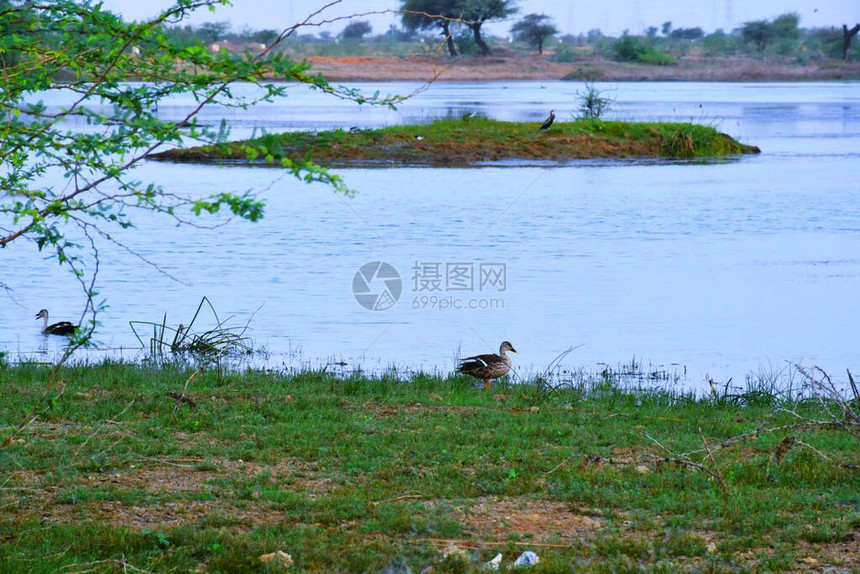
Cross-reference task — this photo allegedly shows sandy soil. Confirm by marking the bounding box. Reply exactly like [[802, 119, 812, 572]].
[[306, 53, 860, 82]]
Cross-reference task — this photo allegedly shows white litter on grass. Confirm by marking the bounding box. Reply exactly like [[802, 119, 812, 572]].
[[484, 552, 502, 570], [513, 550, 540, 567]]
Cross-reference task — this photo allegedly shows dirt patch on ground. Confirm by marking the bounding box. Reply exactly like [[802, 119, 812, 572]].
[[363, 402, 479, 416], [91, 499, 287, 532], [304, 53, 860, 82], [794, 539, 860, 572], [3, 456, 337, 530], [451, 497, 604, 545], [362, 402, 557, 419], [89, 457, 337, 497]]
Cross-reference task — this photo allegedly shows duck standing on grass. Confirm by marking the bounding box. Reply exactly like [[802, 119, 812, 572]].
[[35, 309, 76, 336], [458, 341, 518, 389], [537, 110, 555, 133]]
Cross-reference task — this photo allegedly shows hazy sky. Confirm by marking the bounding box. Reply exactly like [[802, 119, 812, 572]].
[[102, 1, 857, 37]]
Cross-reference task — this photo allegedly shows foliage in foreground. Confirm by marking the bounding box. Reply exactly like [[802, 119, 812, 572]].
[[0, 0, 398, 351], [0, 361, 857, 572]]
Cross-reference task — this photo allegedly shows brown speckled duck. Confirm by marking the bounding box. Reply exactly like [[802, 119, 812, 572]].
[[35, 309, 76, 336], [458, 341, 518, 389]]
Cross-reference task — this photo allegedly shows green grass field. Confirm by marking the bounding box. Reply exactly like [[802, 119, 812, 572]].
[[1, 361, 857, 572], [152, 118, 760, 168]]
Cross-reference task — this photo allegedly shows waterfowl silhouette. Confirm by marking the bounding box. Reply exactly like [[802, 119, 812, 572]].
[[537, 110, 555, 132], [35, 309, 76, 336], [458, 341, 518, 389]]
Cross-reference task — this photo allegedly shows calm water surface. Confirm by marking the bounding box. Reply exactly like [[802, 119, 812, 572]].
[[2, 81, 859, 389]]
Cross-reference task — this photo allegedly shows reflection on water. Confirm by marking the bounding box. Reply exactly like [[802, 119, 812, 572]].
[[2, 81, 859, 389]]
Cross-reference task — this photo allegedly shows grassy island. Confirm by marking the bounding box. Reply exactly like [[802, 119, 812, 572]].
[[1, 362, 857, 572], [151, 119, 760, 167]]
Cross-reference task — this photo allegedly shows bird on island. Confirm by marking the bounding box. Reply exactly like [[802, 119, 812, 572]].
[[461, 110, 477, 120], [458, 341, 518, 390], [537, 110, 555, 133], [35, 309, 77, 336]]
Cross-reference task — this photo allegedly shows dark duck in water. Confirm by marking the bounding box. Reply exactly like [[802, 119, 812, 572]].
[[35, 309, 76, 336]]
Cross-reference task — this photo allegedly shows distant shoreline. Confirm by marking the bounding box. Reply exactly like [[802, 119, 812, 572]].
[[305, 53, 860, 82]]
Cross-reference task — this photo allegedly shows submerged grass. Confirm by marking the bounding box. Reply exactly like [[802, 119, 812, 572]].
[[0, 361, 857, 572], [130, 296, 253, 359], [151, 118, 760, 167]]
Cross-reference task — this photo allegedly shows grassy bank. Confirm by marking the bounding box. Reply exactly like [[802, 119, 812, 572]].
[[151, 119, 760, 168], [1, 361, 857, 572]]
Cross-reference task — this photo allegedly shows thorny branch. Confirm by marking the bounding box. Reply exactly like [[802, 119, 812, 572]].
[[646, 433, 731, 492], [636, 365, 859, 485]]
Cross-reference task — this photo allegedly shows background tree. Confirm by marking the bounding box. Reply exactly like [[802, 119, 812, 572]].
[[380, 24, 417, 43], [740, 13, 800, 55], [740, 19, 772, 52], [844, 24, 860, 60], [771, 12, 800, 41], [401, 0, 459, 57], [197, 21, 231, 43], [770, 12, 800, 54], [459, 0, 519, 56], [702, 28, 738, 57], [340, 20, 372, 41], [669, 27, 704, 41], [510, 13, 558, 55], [0, 0, 399, 348], [249, 28, 280, 47]]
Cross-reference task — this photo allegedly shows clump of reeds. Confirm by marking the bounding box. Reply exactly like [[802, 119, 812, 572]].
[[662, 127, 697, 157], [130, 296, 252, 358]]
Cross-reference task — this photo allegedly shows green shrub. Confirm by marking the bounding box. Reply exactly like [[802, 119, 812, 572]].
[[576, 82, 613, 120], [612, 34, 677, 65], [703, 31, 739, 56], [637, 50, 678, 65], [550, 45, 577, 62], [613, 34, 646, 61]]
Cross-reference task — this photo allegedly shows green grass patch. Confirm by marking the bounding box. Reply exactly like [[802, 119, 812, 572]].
[[150, 118, 760, 168], [0, 361, 856, 571]]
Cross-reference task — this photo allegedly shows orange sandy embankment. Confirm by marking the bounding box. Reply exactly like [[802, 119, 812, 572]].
[[306, 53, 860, 82]]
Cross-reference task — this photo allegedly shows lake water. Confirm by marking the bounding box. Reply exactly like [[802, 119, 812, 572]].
[[2, 81, 859, 391]]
